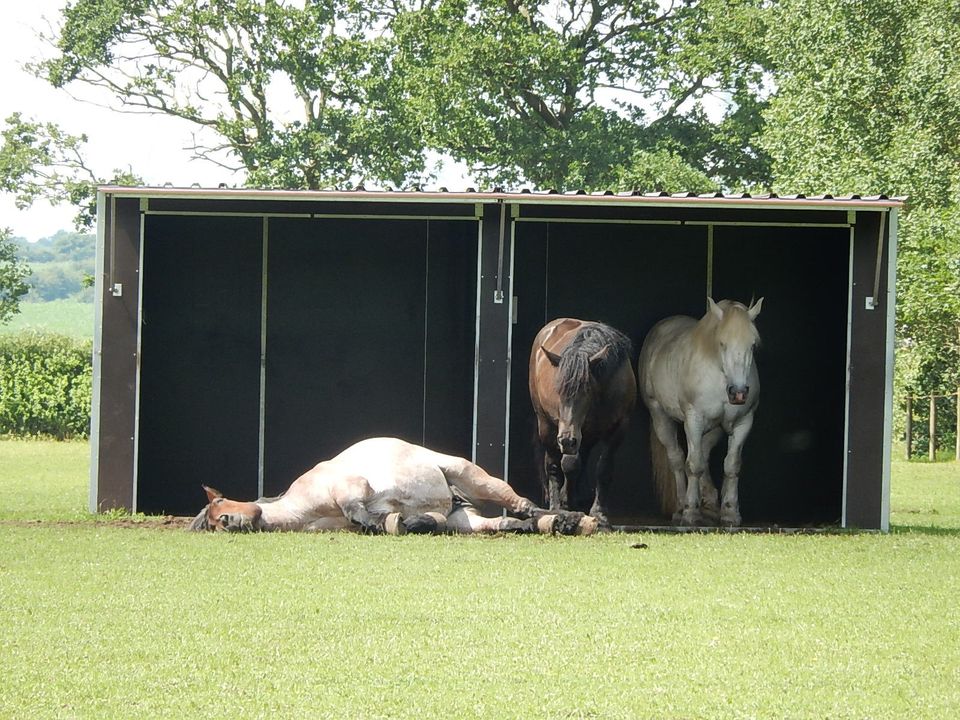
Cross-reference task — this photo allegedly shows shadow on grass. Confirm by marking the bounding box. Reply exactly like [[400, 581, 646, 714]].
[[889, 524, 960, 537]]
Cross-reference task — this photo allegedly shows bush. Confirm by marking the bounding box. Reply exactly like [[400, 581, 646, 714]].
[[0, 332, 92, 438]]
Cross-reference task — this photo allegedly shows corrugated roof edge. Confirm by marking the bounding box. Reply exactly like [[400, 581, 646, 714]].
[[97, 185, 907, 209]]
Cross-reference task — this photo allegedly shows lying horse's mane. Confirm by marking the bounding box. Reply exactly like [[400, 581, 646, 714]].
[[555, 322, 633, 400], [187, 507, 210, 531]]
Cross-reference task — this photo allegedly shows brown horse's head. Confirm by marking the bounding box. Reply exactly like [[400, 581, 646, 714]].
[[542, 343, 611, 456], [189, 486, 263, 532]]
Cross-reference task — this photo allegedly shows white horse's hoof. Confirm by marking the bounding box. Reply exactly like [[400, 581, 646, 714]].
[[680, 510, 701, 527], [720, 515, 741, 528]]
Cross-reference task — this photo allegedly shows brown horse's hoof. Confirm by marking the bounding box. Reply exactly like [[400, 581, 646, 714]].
[[560, 453, 580, 475]]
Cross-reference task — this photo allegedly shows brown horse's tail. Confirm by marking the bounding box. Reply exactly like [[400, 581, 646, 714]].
[[649, 421, 677, 517]]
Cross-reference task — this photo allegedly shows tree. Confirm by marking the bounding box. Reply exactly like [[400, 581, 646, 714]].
[[0, 228, 31, 325], [393, 0, 771, 189], [759, 0, 960, 431], [0, 113, 140, 230], [32, 0, 771, 193], [38, 0, 429, 189]]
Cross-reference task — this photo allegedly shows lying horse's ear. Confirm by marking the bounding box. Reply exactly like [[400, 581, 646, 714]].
[[203, 485, 223, 503], [540, 344, 562, 367], [748, 296, 764, 320]]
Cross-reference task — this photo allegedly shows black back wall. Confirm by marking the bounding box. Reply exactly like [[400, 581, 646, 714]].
[[136, 215, 477, 515], [508, 221, 849, 525]]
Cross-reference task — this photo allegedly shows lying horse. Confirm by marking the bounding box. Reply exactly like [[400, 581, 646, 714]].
[[638, 298, 762, 527], [188, 437, 598, 535], [529, 318, 636, 527]]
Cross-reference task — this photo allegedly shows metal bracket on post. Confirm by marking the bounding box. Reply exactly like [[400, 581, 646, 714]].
[[865, 210, 887, 311], [494, 200, 506, 304]]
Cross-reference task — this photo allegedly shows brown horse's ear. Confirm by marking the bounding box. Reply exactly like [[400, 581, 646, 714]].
[[540, 345, 562, 367], [588, 344, 610, 368], [748, 296, 764, 320], [203, 485, 223, 503]]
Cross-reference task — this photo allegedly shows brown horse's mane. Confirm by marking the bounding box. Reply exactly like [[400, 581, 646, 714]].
[[555, 322, 633, 400]]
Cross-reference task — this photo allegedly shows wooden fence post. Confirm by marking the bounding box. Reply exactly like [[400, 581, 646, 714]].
[[905, 395, 913, 459], [929, 395, 937, 462]]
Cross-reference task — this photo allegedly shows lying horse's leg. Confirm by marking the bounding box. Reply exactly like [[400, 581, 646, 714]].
[[441, 456, 596, 535], [719, 411, 754, 527], [446, 506, 536, 534], [335, 475, 391, 533], [446, 506, 595, 535]]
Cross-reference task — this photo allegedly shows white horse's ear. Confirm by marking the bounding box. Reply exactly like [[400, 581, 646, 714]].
[[708, 297, 723, 320], [541, 345, 562, 367], [748, 297, 764, 320], [203, 485, 223, 503]]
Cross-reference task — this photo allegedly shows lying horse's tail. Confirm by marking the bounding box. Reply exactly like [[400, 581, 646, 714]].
[[649, 422, 677, 517]]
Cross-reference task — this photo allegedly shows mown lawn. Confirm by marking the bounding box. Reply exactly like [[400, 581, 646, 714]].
[[1, 439, 958, 719]]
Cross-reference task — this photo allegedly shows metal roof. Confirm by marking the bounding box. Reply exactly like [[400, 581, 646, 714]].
[[98, 185, 906, 210]]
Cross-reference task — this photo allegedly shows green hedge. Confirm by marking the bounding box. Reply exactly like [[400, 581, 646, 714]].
[[0, 332, 92, 438]]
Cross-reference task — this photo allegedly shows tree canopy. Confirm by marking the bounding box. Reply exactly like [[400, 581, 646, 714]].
[[759, 0, 960, 398], [29, 0, 771, 192]]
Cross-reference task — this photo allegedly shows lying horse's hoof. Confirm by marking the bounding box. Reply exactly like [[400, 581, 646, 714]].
[[402, 512, 447, 534], [384, 512, 405, 535], [537, 511, 598, 536]]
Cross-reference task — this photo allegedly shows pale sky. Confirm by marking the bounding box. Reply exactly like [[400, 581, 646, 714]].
[[0, 2, 251, 241]]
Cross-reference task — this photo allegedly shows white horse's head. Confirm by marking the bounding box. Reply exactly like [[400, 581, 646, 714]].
[[708, 297, 762, 405]]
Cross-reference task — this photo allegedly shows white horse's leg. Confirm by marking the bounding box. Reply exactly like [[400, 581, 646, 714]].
[[650, 408, 689, 523], [699, 427, 724, 522], [720, 412, 755, 527], [681, 412, 708, 526]]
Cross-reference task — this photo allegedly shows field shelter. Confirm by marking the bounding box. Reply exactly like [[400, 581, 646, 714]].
[[89, 187, 901, 530]]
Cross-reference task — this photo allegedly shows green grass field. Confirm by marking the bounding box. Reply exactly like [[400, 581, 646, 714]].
[[1, 439, 958, 719], [0, 300, 94, 338]]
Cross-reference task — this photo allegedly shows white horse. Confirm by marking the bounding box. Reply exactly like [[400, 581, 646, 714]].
[[188, 437, 598, 535], [638, 298, 763, 526]]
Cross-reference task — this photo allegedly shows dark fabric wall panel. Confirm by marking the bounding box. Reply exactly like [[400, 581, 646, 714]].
[[711, 226, 849, 524], [422, 220, 478, 457], [137, 215, 263, 515], [263, 218, 428, 492]]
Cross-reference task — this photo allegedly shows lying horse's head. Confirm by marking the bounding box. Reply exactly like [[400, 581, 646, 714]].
[[188, 486, 263, 532]]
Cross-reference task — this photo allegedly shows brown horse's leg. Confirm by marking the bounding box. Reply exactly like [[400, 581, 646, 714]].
[[544, 446, 566, 511], [590, 432, 624, 529]]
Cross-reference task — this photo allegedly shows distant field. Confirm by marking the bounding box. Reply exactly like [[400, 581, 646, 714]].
[[0, 300, 94, 338]]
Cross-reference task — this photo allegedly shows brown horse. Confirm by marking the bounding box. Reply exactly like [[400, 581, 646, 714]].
[[188, 437, 598, 535], [529, 318, 637, 527]]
